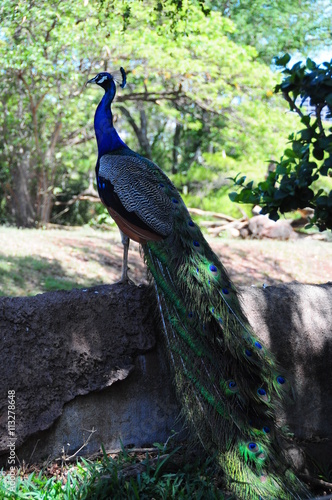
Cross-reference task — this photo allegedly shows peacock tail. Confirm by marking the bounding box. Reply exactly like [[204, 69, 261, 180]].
[[142, 172, 306, 500], [88, 69, 310, 499]]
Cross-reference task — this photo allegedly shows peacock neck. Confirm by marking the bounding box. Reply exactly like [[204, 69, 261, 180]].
[[94, 86, 127, 157]]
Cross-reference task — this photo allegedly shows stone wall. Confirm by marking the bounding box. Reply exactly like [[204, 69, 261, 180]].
[[1, 282, 331, 470]]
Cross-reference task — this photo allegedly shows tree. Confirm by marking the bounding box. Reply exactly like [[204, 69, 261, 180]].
[[229, 56, 332, 231], [0, 0, 280, 225], [97, 0, 332, 64], [218, 0, 332, 64], [0, 0, 329, 226], [0, 0, 100, 225]]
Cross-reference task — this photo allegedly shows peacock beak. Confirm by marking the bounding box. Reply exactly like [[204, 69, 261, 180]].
[[86, 76, 98, 86]]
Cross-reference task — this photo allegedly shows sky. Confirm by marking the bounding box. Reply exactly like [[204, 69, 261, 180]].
[[291, 48, 332, 65]]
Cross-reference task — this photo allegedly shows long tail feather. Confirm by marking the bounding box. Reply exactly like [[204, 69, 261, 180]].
[[143, 195, 309, 499]]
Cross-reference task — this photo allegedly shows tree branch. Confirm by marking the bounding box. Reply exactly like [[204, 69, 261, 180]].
[[117, 89, 183, 104], [17, 73, 42, 156], [315, 103, 326, 137], [118, 105, 152, 158], [282, 91, 307, 122]]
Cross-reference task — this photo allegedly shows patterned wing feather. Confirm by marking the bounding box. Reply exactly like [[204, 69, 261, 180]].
[[99, 154, 173, 237]]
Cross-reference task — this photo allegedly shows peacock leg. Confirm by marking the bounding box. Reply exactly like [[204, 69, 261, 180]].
[[119, 230, 130, 283]]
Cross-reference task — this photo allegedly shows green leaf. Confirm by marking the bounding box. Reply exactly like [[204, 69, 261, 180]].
[[306, 58, 316, 70], [313, 148, 324, 160], [275, 164, 288, 175], [275, 53, 291, 66], [301, 115, 311, 126], [326, 93, 332, 106], [235, 176, 246, 186], [316, 196, 328, 206], [284, 148, 297, 158], [258, 181, 270, 191], [300, 128, 313, 141], [228, 192, 239, 202], [274, 190, 288, 200], [320, 164, 330, 176]]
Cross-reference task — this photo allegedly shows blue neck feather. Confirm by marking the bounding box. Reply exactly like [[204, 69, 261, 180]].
[[94, 82, 127, 157]]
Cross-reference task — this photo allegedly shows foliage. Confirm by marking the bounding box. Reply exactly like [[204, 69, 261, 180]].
[[229, 56, 332, 230], [218, 0, 332, 64], [0, 0, 98, 225], [0, 443, 223, 499], [96, 0, 332, 64], [0, 1, 329, 227]]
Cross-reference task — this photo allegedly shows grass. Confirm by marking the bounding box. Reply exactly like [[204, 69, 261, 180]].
[[0, 255, 80, 296], [0, 225, 133, 297], [0, 444, 223, 499]]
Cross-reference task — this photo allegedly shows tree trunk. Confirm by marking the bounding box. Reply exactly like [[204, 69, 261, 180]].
[[172, 122, 182, 174], [119, 105, 152, 159], [12, 153, 36, 227], [138, 109, 152, 159], [10, 84, 36, 227], [39, 120, 62, 225]]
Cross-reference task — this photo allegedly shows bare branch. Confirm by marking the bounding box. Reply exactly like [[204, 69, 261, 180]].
[[118, 105, 141, 137], [282, 91, 306, 121], [315, 103, 326, 137], [45, 17, 57, 44], [117, 89, 183, 104], [64, 134, 95, 147]]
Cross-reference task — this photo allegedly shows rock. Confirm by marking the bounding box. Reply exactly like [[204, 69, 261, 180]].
[[0, 282, 331, 471], [226, 227, 241, 238], [0, 284, 170, 464], [248, 214, 296, 239], [241, 282, 332, 468]]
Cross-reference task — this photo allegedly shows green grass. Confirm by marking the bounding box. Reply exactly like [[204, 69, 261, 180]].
[[0, 255, 83, 296], [0, 226, 133, 297], [0, 445, 223, 499]]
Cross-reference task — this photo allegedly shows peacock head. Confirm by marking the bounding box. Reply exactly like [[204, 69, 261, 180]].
[[87, 68, 126, 91]]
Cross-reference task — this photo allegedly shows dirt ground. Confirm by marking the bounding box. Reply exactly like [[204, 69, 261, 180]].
[[0, 225, 331, 296]]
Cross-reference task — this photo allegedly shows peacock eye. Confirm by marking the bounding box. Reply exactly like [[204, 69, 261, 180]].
[[96, 75, 108, 84], [247, 442, 259, 453], [227, 380, 238, 393]]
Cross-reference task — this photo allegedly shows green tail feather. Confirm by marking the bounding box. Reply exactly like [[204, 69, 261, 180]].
[[142, 179, 309, 499]]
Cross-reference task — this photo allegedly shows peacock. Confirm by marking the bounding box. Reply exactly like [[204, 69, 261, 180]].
[[87, 68, 309, 499]]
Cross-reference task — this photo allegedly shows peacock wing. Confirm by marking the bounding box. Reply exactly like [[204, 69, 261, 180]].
[[99, 154, 174, 237]]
